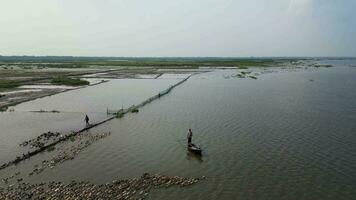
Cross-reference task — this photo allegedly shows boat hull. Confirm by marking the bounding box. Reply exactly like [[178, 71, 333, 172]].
[[187, 144, 202, 155]]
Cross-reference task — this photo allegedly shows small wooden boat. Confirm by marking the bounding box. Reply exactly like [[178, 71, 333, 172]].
[[187, 143, 202, 155]]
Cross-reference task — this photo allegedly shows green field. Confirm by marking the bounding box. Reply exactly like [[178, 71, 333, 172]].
[[51, 76, 89, 86], [0, 56, 301, 68], [0, 80, 20, 90]]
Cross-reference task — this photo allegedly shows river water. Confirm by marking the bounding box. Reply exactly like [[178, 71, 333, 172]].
[[0, 60, 356, 199]]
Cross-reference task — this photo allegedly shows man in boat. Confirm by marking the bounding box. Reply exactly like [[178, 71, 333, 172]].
[[84, 114, 90, 126], [187, 128, 193, 146]]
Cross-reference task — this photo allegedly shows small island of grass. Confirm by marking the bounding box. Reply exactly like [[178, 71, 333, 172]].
[[51, 76, 89, 86], [116, 112, 124, 118], [131, 108, 139, 113], [249, 75, 258, 79], [313, 64, 333, 68], [0, 80, 21, 90]]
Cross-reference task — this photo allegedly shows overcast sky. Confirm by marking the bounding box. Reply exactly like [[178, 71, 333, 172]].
[[0, 0, 355, 57]]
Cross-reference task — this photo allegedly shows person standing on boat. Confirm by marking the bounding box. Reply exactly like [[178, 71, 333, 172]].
[[84, 114, 90, 126], [187, 128, 193, 145]]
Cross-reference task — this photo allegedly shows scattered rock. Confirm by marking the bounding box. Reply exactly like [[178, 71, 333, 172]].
[[28, 132, 111, 176], [0, 173, 202, 199], [19, 131, 61, 148]]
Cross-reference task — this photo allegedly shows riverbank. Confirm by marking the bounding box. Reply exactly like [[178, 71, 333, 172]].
[[0, 79, 109, 112], [0, 68, 119, 111]]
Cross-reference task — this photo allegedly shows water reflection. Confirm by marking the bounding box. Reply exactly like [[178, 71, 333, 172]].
[[186, 151, 203, 163]]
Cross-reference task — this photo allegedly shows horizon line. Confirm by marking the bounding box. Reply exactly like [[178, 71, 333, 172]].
[[1, 55, 355, 59]]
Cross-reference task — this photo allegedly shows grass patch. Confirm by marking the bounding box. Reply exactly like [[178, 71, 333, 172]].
[[116, 112, 124, 118], [313, 64, 333, 68], [68, 58, 279, 68], [70, 136, 75, 142], [0, 106, 8, 112], [249, 76, 258, 79], [0, 80, 20, 90], [1, 56, 298, 68], [131, 108, 139, 113], [47, 146, 56, 152], [51, 76, 89, 86]]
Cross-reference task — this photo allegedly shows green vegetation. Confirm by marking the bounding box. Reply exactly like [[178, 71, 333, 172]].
[[0, 106, 8, 112], [0, 56, 300, 68], [131, 108, 139, 113], [240, 71, 251, 75], [62, 58, 278, 68], [314, 64, 333, 68], [116, 112, 124, 118], [249, 76, 258, 79], [47, 146, 56, 152], [33, 109, 60, 113], [0, 80, 20, 90], [51, 76, 89, 86]]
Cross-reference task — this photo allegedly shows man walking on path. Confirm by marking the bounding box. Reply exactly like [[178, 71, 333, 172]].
[[84, 114, 90, 126]]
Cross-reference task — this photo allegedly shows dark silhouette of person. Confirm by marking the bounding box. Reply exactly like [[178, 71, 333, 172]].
[[187, 128, 193, 145], [85, 114, 90, 126]]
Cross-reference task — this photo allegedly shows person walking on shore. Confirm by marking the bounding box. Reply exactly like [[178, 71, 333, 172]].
[[84, 114, 90, 126], [187, 128, 193, 145]]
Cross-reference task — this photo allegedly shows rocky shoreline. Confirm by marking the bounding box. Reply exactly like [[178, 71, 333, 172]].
[[0, 173, 204, 200]]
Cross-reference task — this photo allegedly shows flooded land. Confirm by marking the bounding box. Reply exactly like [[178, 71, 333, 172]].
[[0, 57, 356, 199]]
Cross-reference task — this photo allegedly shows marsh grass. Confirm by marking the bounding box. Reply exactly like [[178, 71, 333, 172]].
[[47, 146, 56, 152], [116, 112, 124, 118], [51, 76, 89, 86], [1, 57, 293, 68], [313, 64, 333, 68], [0, 106, 8, 112], [0, 80, 20, 90], [249, 76, 257, 79], [131, 108, 139, 113]]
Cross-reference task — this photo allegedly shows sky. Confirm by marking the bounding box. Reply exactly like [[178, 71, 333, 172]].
[[0, 0, 355, 57]]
